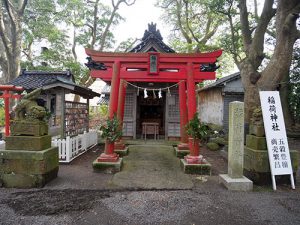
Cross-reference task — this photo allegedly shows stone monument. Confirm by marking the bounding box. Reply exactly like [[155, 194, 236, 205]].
[[0, 88, 59, 188], [219, 101, 253, 191], [244, 107, 298, 184]]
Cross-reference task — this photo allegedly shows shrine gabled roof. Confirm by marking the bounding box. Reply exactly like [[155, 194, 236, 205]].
[[9, 70, 74, 90], [8, 70, 100, 99], [130, 23, 175, 53]]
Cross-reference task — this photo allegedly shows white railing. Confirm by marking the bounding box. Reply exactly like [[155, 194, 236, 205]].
[[52, 130, 98, 163]]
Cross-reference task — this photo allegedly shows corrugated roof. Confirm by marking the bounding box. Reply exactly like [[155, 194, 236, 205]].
[[198, 72, 241, 92]]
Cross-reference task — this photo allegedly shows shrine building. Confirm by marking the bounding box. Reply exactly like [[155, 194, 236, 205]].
[[86, 23, 222, 141]]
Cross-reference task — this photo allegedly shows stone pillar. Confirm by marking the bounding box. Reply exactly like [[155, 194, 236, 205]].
[[228, 102, 244, 178], [219, 101, 253, 191], [178, 80, 189, 150], [97, 61, 121, 162]]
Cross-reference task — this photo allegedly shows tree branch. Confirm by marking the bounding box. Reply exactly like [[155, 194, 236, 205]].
[[184, 0, 199, 43], [250, 0, 275, 67], [254, 0, 258, 19], [175, 0, 192, 45], [239, 0, 252, 53], [19, 0, 28, 14], [0, 4, 12, 57], [3, 0, 17, 26], [297, 30, 300, 40], [198, 16, 218, 46], [122, 0, 136, 6]]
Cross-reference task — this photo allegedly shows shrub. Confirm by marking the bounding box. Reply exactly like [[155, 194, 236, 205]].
[[99, 115, 122, 143]]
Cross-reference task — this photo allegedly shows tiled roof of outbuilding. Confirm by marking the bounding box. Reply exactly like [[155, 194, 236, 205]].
[[8, 70, 100, 99], [9, 70, 74, 90], [198, 72, 241, 92]]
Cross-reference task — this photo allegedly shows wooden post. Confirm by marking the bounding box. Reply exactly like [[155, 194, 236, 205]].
[[4, 91, 10, 137], [108, 61, 121, 119], [185, 62, 200, 163], [115, 79, 127, 150], [178, 80, 189, 150], [98, 61, 121, 162]]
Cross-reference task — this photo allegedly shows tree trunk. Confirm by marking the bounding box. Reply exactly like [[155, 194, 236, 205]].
[[0, 0, 27, 83], [280, 75, 294, 130], [239, 0, 299, 125]]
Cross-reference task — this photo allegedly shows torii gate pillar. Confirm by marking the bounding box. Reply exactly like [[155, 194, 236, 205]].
[[184, 62, 201, 164], [114, 79, 129, 156], [0, 85, 23, 137], [177, 80, 189, 150], [96, 61, 121, 163]]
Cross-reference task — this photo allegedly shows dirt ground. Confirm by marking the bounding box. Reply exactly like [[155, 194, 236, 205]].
[[0, 139, 299, 225]]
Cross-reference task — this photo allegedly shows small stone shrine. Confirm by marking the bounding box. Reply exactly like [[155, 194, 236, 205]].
[[0, 88, 59, 188], [219, 101, 253, 191], [244, 107, 298, 184]]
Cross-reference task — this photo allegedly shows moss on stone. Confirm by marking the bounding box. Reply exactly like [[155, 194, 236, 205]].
[[207, 123, 223, 132], [206, 142, 220, 151], [92, 159, 123, 173], [246, 135, 267, 150], [211, 137, 227, 146], [180, 159, 211, 175]]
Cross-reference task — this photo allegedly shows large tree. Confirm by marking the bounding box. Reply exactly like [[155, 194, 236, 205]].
[[157, 0, 225, 53], [211, 0, 300, 126], [0, 0, 28, 83], [237, 0, 299, 124]]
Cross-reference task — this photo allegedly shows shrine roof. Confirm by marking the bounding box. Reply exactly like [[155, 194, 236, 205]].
[[8, 70, 100, 99], [198, 72, 241, 92], [130, 23, 175, 53], [9, 70, 74, 89]]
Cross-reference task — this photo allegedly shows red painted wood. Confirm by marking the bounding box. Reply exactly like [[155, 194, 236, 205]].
[[0, 86, 24, 137], [101, 61, 121, 159], [186, 62, 199, 157], [108, 61, 121, 119], [4, 90, 10, 137], [117, 79, 127, 124], [178, 81, 188, 145], [90, 70, 215, 82], [0, 85, 23, 91], [86, 49, 222, 59]]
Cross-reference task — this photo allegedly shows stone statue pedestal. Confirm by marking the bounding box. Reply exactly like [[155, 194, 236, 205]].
[[5, 135, 51, 151], [0, 148, 59, 188], [10, 120, 48, 136], [0, 120, 58, 188]]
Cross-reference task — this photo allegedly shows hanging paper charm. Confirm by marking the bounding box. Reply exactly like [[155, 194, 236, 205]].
[[137, 87, 139, 96], [153, 90, 156, 99], [158, 89, 162, 98], [144, 88, 148, 98], [167, 88, 171, 97]]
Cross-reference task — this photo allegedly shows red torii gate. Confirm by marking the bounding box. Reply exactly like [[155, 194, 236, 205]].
[[0, 85, 24, 137], [86, 49, 222, 164]]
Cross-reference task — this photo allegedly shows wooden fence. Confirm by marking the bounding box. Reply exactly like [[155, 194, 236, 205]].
[[52, 130, 98, 163]]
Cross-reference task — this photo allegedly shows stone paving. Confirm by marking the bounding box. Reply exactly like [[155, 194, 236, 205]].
[[111, 144, 194, 189]]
